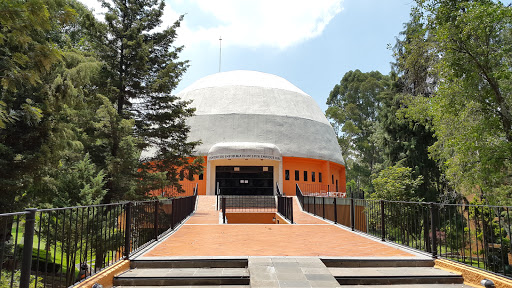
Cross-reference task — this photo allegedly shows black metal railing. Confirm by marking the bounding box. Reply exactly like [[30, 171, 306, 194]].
[[0, 194, 197, 288], [217, 195, 277, 212], [295, 185, 512, 278], [276, 183, 293, 223], [277, 197, 293, 224], [297, 183, 347, 198]]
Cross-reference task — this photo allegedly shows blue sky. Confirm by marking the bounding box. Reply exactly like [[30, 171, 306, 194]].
[[81, 0, 414, 112]]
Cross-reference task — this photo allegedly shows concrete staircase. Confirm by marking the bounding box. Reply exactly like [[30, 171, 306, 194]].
[[323, 258, 472, 287], [113, 259, 250, 287]]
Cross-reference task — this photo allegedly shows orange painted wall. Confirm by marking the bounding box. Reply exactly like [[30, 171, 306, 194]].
[[177, 156, 207, 195], [175, 156, 346, 196], [282, 156, 346, 196]]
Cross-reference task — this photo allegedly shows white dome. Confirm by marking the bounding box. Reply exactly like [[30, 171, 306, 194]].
[[175, 70, 343, 165]]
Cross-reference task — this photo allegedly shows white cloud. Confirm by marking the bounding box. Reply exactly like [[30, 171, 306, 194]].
[[178, 0, 344, 49], [78, 0, 344, 49]]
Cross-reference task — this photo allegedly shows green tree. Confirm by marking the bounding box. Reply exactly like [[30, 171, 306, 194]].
[[95, 0, 200, 201], [404, 0, 512, 204], [0, 0, 99, 213], [371, 165, 424, 201], [373, 10, 446, 202], [326, 70, 390, 194]]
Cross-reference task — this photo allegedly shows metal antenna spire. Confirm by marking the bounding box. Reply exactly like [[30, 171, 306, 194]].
[[219, 36, 222, 73]]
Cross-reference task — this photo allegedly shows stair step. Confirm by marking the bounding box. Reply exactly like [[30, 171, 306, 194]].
[[330, 267, 463, 285], [131, 259, 248, 269], [322, 258, 435, 267], [115, 286, 250, 288], [114, 268, 250, 286], [329, 267, 460, 277], [337, 285, 473, 288], [335, 275, 464, 285]]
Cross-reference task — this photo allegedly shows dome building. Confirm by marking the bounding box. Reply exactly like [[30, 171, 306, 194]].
[[168, 70, 345, 196]]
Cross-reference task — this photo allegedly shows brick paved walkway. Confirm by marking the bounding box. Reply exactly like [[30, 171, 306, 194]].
[[142, 196, 415, 258]]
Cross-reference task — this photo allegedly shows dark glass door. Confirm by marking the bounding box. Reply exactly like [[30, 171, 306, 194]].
[[216, 166, 274, 195]]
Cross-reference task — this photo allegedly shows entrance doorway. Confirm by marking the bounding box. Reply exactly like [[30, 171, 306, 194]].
[[216, 166, 274, 195]]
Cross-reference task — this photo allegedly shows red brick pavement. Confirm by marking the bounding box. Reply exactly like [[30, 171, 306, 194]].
[[143, 196, 414, 257]]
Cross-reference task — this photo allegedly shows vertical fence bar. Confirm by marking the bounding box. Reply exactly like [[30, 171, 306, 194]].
[[154, 200, 159, 240], [351, 198, 355, 231], [334, 197, 338, 224], [322, 197, 325, 219], [430, 203, 437, 258], [124, 202, 132, 259], [19, 209, 36, 288], [380, 200, 385, 241], [222, 197, 226, 224]]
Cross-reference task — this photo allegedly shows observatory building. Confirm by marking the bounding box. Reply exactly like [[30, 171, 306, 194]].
[[164, 70, 345, 196]]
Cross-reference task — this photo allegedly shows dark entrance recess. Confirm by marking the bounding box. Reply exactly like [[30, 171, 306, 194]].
[[216, 166, 274, 195]]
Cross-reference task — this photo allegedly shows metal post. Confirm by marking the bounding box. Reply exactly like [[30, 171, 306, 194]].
[[351, 198, 355, 231], [333, 197, 338, 224], [430, 203, 438, 258], [154, 200, 159, 240], [289, 198, 294, 224], [424, 207, 431, 252], [322, 197, 325, 219], [216, 182, 219, 210], [20, 209, 36, 288], [124, 202, 132, 259], [222, 197, 226, 224], [313, 196, 316, 215], [170, 199, 175, 230], [380, 200, 385, 241]]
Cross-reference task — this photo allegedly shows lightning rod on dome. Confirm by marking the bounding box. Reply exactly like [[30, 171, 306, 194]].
[[219, 36, 222, 73]]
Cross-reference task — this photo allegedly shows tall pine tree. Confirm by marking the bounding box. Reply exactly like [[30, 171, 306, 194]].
[[96, 0, 200, 201]]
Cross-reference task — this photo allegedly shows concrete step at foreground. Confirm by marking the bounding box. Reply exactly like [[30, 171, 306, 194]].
[[337, 284, 473, 288], [114, 259, 250, 286], [324, 258, 466, 286], [322, 258, 435, 267], [115, 286, 249, 288], [131, 259, 248, 269], [114, 268, 250, 286], [329, 267, 464, 285]]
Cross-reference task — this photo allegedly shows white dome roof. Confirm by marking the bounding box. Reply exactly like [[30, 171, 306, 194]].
[[173, 70, 344, 164], [178, 70, 330, 125]]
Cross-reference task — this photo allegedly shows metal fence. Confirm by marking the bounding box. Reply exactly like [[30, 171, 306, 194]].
[[295, 184, 512, 278], [277, 197, 294, 224], [276, 183, 293, 224], [0, 194, 197, 288], [217, 196, 277, 212]]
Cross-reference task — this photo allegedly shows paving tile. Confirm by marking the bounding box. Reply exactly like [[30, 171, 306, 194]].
[[279, 279, 312, 287], [305, 273, 336, 281], [309, 280, 342, 287], [249, 280, 280, 287], [276, 272, 307, 280], [301, 267, 331, 274]]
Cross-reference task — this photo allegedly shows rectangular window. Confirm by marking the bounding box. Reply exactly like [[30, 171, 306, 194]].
[[312, 172, 315, 182], [304, 171, 308, 181], [180, 170, 184, 181], [199, 173, 204, 180], [332, 175, 334, 184], [188, 169, 194, 181], [295, 170, 299, 181], [319, 172, 322, 183], [285, 170, 290, 180]]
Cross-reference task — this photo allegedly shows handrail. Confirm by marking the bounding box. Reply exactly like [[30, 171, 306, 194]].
[[276, 182, 282, 196], [295, 183, 304, 210]]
